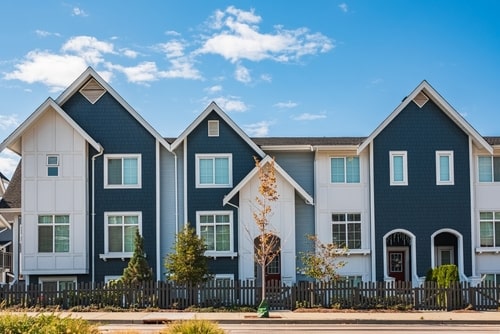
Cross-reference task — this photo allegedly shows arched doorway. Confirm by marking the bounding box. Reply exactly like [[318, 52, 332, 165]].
[[431, 228, 464, 280], [384, 231, 413, 281], [254, 234, 281, 284]]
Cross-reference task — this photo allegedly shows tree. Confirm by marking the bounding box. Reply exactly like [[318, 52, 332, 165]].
[[164, 225, 209, 285], [122, 229, 153, 284], [251, 157, 280, 317], [299, 234, 347, 282]]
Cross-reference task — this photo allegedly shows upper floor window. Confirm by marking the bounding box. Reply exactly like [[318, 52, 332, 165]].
[[196, 154, 232, 188], [332, 213, 361, 249], [436, 151, 454, 185], [479, 211, 500, 247], [38, 215, 70, 253], [47, 155, 59, 177], [331, 157, 360, 183], [390, 151, 408, 186], [197, 211, 233, 255], [208, 120, 219, 137], [478, 156, 500, 182], [104, 212, 141, 256], [104, 154, 141, 189]]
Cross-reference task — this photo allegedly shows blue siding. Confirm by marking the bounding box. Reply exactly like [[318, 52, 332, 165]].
[[272, 151, 315, 195], [373, 99, 471, 280], [295, 193, 315, 281], [62, 92, 157, 282]]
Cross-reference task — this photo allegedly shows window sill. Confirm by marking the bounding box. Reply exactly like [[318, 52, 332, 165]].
[[204, 251, 238, 259], [345, 249, 371, 256], [475, 247, 500, 254], [99, 253, 133, 261]]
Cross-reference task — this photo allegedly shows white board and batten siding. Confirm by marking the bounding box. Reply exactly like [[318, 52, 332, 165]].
[[22, 107, 88, 274]]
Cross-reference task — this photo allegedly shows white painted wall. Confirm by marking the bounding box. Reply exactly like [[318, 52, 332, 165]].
[[22, 107, 88, 274]]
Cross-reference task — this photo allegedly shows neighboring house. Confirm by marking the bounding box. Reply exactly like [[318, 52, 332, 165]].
[[1, 67, 499, 287]]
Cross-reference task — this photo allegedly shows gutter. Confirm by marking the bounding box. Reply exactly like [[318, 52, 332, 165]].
[[91, 146, 104, 284]]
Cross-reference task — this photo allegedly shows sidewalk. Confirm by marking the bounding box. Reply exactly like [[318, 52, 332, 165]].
[[7, 310, 500, 325]]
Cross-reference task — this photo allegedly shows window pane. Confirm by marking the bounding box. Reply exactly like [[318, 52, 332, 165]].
[[55, 225, 69, 252], [200, 225, 214, 250], [216, 214, 229, 223], [496, 222, 500, 247], [478, 157, 492, 182], [332, 224, 346, 246], [124, 216, 138, 225], [108, 159, 122, 185], [200, 215, 214, 224], [332, 214, 345, 222], [393, 156, 404, 182], [199, 159, 213, 184], [494, 157, 500, 182], [55, 215, 69, 224], [108, 216, 122, 225], [214, 158, 229, 184], [48, 167, 58, 176], [331, 158, 345, 183], [439, 155, 450, 181], [108, 226, 123, 252], [124, 226, 137, 252], [123, 158, 138, 185], [480, 221, 494, 247], [347, 223, 361, 249], [481, 212, 493, 220], [346, 157, 360, 183], [47, 156, 58, 165], [216, 225, 230, 251], [38, 226, 53, 252], [38, 215, 53, 224]]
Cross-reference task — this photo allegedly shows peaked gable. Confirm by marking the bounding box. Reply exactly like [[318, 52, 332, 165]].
[[171, 101, 265, 158], [358, 80, 493, 154]]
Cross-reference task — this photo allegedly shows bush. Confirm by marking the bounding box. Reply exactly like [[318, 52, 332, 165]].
[[161, 319, 225, 334], [0, 313, 98, 334]]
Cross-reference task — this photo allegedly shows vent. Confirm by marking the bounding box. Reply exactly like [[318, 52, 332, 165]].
[[80, 78, 106, 104], [413, 91, 429, 108], [208, 120, 219, 137]]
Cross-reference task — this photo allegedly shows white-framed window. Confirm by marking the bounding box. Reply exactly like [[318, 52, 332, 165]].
[[195, 154, 232, 188], [389, 151, 408, 186], [332, 213, 361, 249], [479, 211, 500, 247], [104, 154, 141, 189], [38, 215, 70, 253], [47, 155, 59, 177], [482, 273, 500, 286], [208, 120, 219, 137], [478, 156, 500, 182], [39, 276, 77, 291], [104, 212, 142, 257], [197, 211, 234, 256], [331, 156, 360, 183], [340, 275, 363, 286], [436, 246, 454, 266], [436, 151, 454, 185]]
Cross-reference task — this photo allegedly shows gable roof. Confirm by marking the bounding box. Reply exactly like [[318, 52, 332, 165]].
[[357, 80, 493, 154], [223, 155, 314, 206], [170, 101, 265, 157], [55, 67, 171, 151], [0, 98, 102, 155]]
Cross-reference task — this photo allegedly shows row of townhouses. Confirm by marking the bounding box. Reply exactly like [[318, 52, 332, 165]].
[[0, 67, 499, 289]]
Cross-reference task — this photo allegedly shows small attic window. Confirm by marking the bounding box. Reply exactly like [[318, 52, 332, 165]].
[[413, 91, 429, 108], [80, 78, 106, 104], [208, 120, 219, 137]]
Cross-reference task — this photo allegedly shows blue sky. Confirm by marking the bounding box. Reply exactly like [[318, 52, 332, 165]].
[[1, 1, 499, 177]]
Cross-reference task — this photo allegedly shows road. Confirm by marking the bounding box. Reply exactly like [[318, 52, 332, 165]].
[[99, 323, 500, 333]]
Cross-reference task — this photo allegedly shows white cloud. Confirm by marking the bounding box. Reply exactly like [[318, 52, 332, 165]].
[[61, 36, 115, 64], [235, 63, 251, 83], [292, 112, 327, 121], [260, 73, 272, 82], [72, 7, 88, 17], [122, 48, 139, 58], [339, 3, 349, 13], [111, 62, 159, 84], [35, 30, 61, 38], [0, 150, 20, 180], [196, 6, 334, 63], [210, 96, 248, 112], [158, 41, 185, 58], [243, 121, 272, 136], [165, 30, 181, 37], [0, 115, 19, 130], [205, 85, 222, 93], [274, 100, 298, 109]]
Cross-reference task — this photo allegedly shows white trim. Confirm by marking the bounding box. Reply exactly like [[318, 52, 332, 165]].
[[39, 275, 77, 288], [436, 246, 455, 266], [101, 211, 142, 259], [469, 138, 476, 277], [386, 246, 410, 281], [369, 143, 376, 282], [389, 151, 408, 186], [195, 153, 233, 188], [383, 229, 418, 285], [104, 154, 142, 189], [431, 228, 466, 281], [436, 151, 454, 185], [156, 140, 161, 280], [330, 156, 361, 184], [208, 120, 219, 137], [196, 210, 236, 257]]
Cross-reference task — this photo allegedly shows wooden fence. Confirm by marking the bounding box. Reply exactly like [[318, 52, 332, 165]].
[[0, 280, 498, 311]]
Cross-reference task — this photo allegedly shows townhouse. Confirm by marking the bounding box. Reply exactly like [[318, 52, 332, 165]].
[[0, 67, 499, 288]]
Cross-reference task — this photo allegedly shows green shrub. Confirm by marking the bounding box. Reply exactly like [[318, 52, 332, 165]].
[[0, 313, 98, 334], [162, 319, 225, 334]]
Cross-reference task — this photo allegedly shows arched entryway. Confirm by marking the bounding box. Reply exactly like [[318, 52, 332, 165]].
[[254, 234, 281, 285], [431, 228, 465, 280], [383, 229, 416, 282]]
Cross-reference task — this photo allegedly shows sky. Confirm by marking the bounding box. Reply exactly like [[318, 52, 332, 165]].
[[1, 1, 499, 178]]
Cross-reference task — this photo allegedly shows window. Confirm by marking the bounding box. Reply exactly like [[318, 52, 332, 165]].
[[479, 212, 500, 247], [104, 154, 141, 188], [436, 151, 454, 185], [331, 157, 360, 183], [197, 211, 233, 255], [482, 273, 500, 286], [390, 151, 408, 185], [39, 276, 77, 292], [436, 246, 454, 266], [105, 212, 141, 255], [478, 156, 500, 182], [208, 120, 219, 137], [195, 154, 232, 188], [38, 215, 69, 253], [340, 275, 363, 286], [332, 213, 361, 249], [47, 155, 59, 177]]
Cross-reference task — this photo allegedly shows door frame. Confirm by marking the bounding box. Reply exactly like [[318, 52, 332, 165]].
[[387, 246, 410, 281]]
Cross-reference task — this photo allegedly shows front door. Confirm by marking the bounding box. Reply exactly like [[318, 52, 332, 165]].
[[388, 250, 405, 281], [265, 252, 281, 284]]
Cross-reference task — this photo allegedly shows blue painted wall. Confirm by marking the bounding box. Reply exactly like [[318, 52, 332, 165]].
[[62, 91, 157, 282], [373, 99, 471, 280]]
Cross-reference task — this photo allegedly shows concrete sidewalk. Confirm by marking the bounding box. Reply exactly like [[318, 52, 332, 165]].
[[7, 310, 500, 325]]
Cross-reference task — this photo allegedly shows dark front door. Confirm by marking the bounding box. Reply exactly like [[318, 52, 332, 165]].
[[265, 252, 281, 284], [388, 251, 405, 281]]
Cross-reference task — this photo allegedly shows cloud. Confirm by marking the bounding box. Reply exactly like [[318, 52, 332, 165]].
[[121, 48, 139, 58], [196, 6, 334, 63], [157, 41, 185, 58], [243, 121, 272, 136], [0, 115, 19, 130], [235, 63, 251, 83], [209, 96, 248, 112], [0, 150, 20, 180], [339, 3, 349, 13], [274, 100, 298, 109], [292, 112, 327, 121], [260, 74, 272, 82], [61, 36, 115, 64], [35, 30, 61, 38], [72, 7, 88, 17], [205, 85, 222, 93]]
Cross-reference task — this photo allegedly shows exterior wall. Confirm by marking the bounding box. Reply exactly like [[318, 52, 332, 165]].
[[373, 99, 472, 281], [62, 92, 157, 282], [314, 149, 371, 281], [22, 107, 88, 274]]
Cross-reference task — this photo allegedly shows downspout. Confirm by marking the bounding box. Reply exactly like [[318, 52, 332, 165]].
[[173, 150, 179, 236], [91, 147, 104, 284]]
